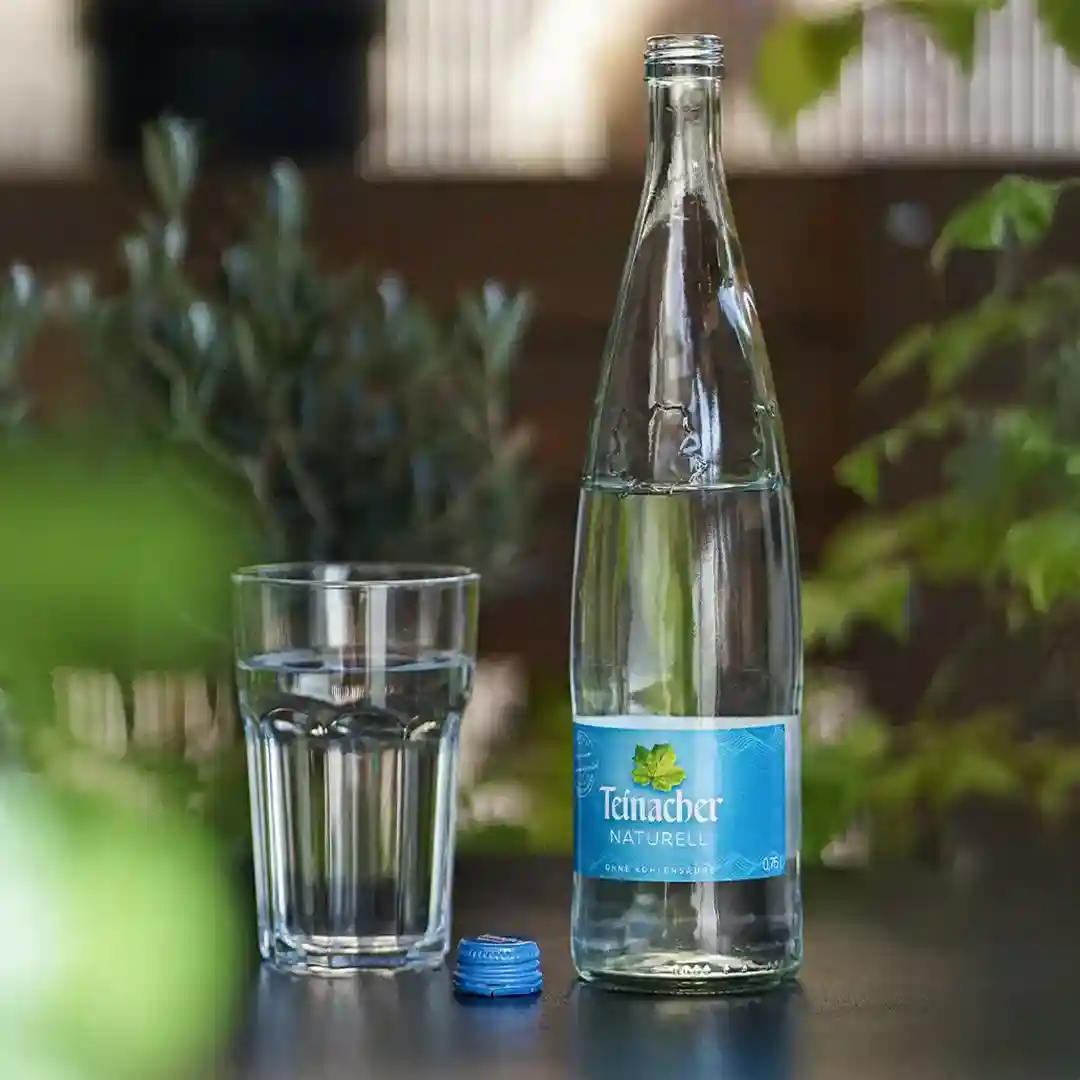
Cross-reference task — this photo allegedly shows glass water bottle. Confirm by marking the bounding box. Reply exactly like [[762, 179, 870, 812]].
[[570, 34, 803, 994]]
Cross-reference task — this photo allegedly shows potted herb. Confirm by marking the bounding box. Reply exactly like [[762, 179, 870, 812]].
[[0, 118, 536, 855], [754, 0, 1080, 863]]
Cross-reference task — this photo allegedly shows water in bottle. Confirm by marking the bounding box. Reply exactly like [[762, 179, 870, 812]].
[[570, 34, 803, 994]]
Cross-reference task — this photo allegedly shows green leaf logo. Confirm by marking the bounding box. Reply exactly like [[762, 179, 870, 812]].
[[631, 743, 687, 793]]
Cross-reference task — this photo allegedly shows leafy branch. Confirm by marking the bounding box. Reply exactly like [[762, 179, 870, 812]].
[[0, 266, 44, 436], [804, 175, 1080, 846], [755, 0, 1080, 129], [5, 118, 537, 579]]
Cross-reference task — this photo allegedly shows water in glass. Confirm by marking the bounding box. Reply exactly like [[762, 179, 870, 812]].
[[240, 647, 472, 974]]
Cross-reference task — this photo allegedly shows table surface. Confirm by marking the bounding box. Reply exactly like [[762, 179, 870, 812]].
[[225, 856, 1080, 1080]]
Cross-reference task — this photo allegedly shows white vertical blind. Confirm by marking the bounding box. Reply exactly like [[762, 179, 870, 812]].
[[796, 0, 1080, 165], [368, 0, 608, 175], [0, 0, 88, 170], [0, 0, 1078, 175], [372, 0, 1080, 174]]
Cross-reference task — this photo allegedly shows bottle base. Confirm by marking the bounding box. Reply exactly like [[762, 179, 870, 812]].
[[575, 953, 800, 996]]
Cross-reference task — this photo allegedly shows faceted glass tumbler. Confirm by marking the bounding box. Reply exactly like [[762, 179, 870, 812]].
[[233, 564, 479, 975]]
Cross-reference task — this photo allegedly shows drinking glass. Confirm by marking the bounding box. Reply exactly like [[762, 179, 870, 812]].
[[233, 563, 479, 975]]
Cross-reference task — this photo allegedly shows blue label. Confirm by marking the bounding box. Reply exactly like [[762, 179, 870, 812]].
[[574, 718, 790, 883]]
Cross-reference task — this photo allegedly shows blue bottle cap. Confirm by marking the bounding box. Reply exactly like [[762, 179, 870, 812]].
[[453, 935, 543, 998]]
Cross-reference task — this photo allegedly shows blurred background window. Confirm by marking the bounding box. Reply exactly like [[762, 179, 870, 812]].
[[370, 0, 1080, 172], [0, 0, 89, 171], [3, 0, 1080, 175]]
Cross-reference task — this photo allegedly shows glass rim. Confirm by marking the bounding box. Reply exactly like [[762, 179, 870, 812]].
[[231, 562, 481, 589], [645, 33, 725, 77], [647, 33, 723, 48]]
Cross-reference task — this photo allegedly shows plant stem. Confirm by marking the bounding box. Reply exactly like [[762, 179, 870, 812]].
[[274, 424, 334, 557]]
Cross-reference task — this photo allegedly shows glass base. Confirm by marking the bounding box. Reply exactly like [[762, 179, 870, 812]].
[[576, 953, 800, 996], [261, 931, 448, 977]]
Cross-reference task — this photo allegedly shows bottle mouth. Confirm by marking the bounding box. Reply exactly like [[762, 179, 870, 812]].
[[645, 34, 725, 78]]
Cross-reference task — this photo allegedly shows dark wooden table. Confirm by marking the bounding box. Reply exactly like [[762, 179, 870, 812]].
[[226, 856, 1080, 1079]]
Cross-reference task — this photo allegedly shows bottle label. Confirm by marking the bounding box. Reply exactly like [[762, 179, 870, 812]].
[[573, 717, 791, 883]]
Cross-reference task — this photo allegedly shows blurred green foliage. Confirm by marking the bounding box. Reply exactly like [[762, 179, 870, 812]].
[[488, 180, 1080, 863], [0, 782, 242, 1080], [0, 444, 247, 1080], [70, 118, 535, 575], [752, 1, 1080, 858], [754, 0, 1080, 130], [803, 176, 1080, 850], [800, 676, 890, 863], [0, 114, 537, 827], [0, 117, 536, 1080], [460, 679, 574, 856], [0, 254, 262, 857]]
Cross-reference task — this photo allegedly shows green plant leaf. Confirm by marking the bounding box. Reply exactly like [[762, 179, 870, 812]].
[[909, 496, 1007, 581], [631, 743, 687, 791], [894, 0, 1006, 71], [651, 744, 687, 792], [458, 823, 535, 855], [802, 579, 859, 648], [836, 444, 880, 502], [836, 400, 965, 500], [0, 264, 42, 386], [1038, 0, 1080, 66], [482, 288, 533, 380], [926, 302, 1012, 394], [652, 744, 675, 767], [932, 278, 1080, 394], [867, 270, 1080, 394], [631, 744, 653, 787], [651, 768, 687, 792], [1002, 510, 1080, 612], [819, 514, 913, 575], [802, 560, 911, 648], [871, 755, 930, 812], [880, 401, 974, 466], [931, 176, 1066, 269], [1035, 745, 1080, 819], [863, 323, 936, 390], [142, 118, 200, 214], [802, 712, 891, 861], [939, 747, 1023, 806], [754, 10, 865, 129], [898, 1, 972, 69], [941, 407, 1061, 517], [801, 741, 864, 858], [267, 162, 307, 238], [857, 563, 912, 639]]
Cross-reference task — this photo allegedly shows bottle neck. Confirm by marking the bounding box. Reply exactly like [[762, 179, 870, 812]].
[[644, 76, 723, 192]]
